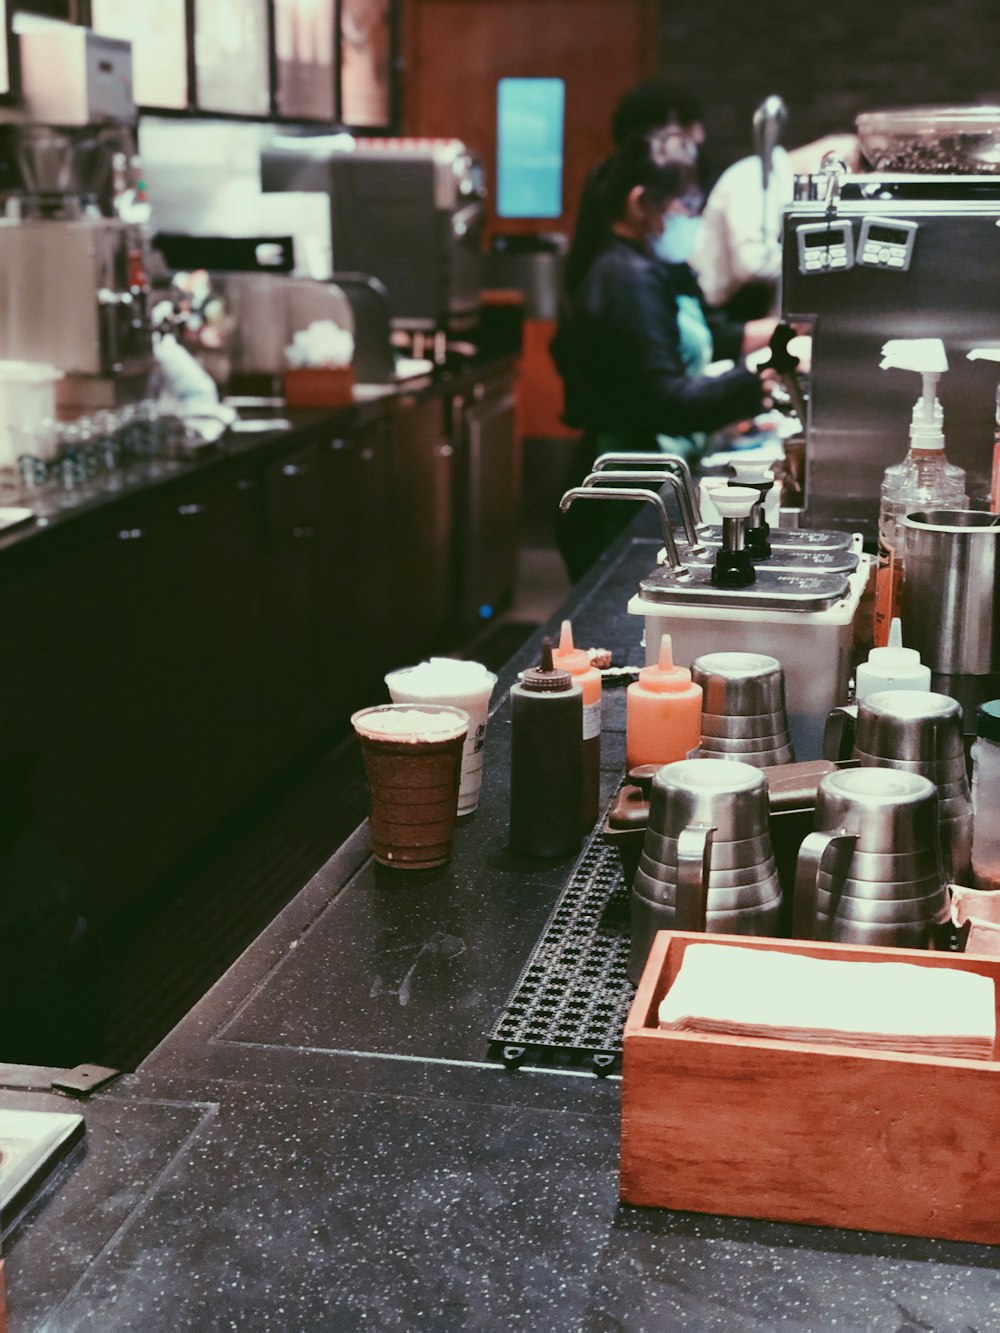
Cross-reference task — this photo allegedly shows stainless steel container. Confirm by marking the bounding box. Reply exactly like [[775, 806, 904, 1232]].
[[900, 510, 1000, 676], [852, 688, 974, 884], [0, 218, 153, 382], [629, 759, 782, 982], [792, 767, 949, 947]]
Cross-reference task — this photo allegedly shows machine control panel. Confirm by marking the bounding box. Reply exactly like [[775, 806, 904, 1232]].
[[856, 216, 919, 271], [796, 221, 855, 275]]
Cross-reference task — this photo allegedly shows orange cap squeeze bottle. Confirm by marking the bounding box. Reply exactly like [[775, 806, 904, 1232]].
[[625, 634, 703, 769]]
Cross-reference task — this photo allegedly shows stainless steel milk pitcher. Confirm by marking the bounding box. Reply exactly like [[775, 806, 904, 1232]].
[[792, 767, 949, 948], [629, 758, 782, 981]]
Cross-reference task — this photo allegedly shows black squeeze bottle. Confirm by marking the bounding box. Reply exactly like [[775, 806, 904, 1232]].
[[509, 638, 584, 857]]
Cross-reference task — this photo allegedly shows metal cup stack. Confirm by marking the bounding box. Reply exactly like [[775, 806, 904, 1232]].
[[853, 690, 973, 884], [692, 652, 795, 767]]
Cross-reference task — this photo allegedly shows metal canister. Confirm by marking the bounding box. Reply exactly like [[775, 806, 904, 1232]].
[[900, 509, 1000, 675]]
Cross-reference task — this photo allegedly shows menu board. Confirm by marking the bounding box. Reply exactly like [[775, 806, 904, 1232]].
[[0, 0, 10, 98], [274, 0, 336, 122], [340, 0, 392, 128], [194, 0, 270, 117], [91, 0, 189, 110]]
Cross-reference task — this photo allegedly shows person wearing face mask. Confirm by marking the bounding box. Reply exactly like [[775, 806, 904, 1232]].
[[564, 81, 708, 301], [551, 133, 778, 581]]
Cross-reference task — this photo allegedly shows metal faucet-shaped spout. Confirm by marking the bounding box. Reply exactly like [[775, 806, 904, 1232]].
[[559, 486, 689, 577], [591, 451, 702, 522], [753, 94, 788, 194], [581, 469, 707, 554]]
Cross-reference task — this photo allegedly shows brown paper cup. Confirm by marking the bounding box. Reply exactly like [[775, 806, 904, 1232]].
[[352, 704, 469, 869]]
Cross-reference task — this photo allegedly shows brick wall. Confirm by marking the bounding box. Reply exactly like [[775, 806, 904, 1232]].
[[659, 0, 1000, 176]]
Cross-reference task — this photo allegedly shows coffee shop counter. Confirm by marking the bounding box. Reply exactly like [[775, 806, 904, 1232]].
[[3, 534, 999, 1331]]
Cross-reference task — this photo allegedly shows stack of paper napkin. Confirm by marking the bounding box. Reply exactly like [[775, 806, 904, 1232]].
[[658, 944, 996, 1060]]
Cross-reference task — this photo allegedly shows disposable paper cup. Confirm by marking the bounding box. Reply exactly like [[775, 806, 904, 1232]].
[[385, 661, 497, 815], [351, 704, 469, 870]]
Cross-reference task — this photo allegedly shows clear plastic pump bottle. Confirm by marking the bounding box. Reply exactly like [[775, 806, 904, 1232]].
[[874, 340, 967, 646]]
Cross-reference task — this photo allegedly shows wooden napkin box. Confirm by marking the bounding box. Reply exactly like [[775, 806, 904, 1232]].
[[282, 366, 355, 408], [621, 931, 1000, 1243]]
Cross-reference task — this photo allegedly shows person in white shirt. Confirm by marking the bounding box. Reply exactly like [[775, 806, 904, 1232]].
[[691, 133, 860, 320]]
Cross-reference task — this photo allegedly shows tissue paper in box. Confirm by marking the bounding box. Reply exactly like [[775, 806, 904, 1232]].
[[282, 366, 355, 408], [622, 931, 1000, 1243]]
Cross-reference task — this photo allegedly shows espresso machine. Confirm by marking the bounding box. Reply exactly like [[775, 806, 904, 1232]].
[[780, 171, 1000, 538], [0, 21, 155, 411], [780, 109, 1000, 718], [261, 136, 486, 356]]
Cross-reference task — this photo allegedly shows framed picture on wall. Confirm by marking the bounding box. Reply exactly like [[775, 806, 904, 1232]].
[[0, 0, 18, 103], [91, 0, 188, 110], [340, 0, 392, 129], [194, 0, 271, 117], [274, 0, 336, 122]]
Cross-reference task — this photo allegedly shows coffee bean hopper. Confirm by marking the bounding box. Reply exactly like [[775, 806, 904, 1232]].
[[560, 457, 871, 759]]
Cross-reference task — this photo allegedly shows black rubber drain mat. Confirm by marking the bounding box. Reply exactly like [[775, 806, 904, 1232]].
[[488, 831, 635, 1077]]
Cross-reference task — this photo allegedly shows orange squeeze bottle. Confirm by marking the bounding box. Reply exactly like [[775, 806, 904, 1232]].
[[626, 634, 702, 769]]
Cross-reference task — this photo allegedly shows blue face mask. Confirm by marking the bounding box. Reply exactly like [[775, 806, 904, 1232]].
[[653, 214, 701, 264]]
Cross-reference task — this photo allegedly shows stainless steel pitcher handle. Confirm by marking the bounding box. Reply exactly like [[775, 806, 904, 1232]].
[[675, 822, 715, 933], [792, 830, 857, 940], [822, 705, 858, 763]]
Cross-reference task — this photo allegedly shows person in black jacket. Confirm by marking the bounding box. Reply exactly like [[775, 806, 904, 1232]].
[[565, 82, 707, 300], [552, 134, 777, 580]]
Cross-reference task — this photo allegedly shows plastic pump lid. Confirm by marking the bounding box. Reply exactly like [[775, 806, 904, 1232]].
[[880, 337, 947, 451], [519, 637, 573, 693], [855, 618, 931, 700], [729, 463, 774, 493], [909, 396, 944, 451], [977, 699, 1000, 743], [637, 634, 693, 693], [712, 486, 759, 519], [552, 619, 592, 676]]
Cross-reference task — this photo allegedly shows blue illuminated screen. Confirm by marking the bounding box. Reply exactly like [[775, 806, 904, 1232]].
[[496, 77, 565, 219]]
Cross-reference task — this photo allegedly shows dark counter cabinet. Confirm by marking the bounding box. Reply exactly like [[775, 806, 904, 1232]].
[[0, 361, 520, 1064]]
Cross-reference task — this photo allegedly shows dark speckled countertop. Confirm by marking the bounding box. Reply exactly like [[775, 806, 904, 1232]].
[[3, 534, 1000, 1332]]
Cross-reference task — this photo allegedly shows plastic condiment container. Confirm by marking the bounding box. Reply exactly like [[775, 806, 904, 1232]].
[[509, 639, 584, 858], [626, 634, 702, 769], [385, 658, 497, 816], [971, 700, 1000, 891], [628, 553, 872, 761], [854, 617, 931, 703], [552, 619, 602, 829]]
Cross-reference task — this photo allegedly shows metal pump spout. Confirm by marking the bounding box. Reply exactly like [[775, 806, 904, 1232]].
[[710, 486, 759, 588], [581, 470, 706, 554], [590, 451, 702, 521], [753, 94, 788, 195], [558, 486, 689, 576]]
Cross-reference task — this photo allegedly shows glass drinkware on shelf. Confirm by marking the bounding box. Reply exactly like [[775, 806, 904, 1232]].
[[54, 419, 92, 508], [91, 409, 125, 492]]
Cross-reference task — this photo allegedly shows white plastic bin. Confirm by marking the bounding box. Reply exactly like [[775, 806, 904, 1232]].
[[628, 555, 872, 760], [0, 361, 63, 468]]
